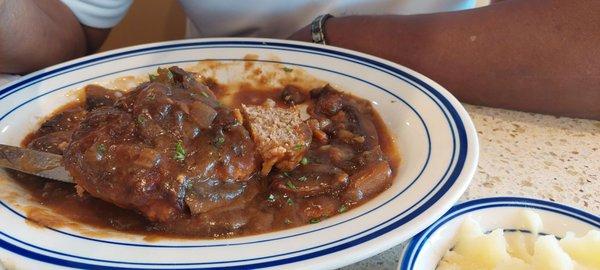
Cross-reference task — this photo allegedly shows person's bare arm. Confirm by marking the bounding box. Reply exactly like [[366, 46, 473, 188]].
[[0, 0, 110, 74], [291, 0, 600, 119]]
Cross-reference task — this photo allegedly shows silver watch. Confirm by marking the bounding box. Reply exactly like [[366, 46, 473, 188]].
[[311, 14, 333, 45]]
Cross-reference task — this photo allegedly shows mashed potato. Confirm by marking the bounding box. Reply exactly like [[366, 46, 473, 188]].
[[437, 210, 600, 270]]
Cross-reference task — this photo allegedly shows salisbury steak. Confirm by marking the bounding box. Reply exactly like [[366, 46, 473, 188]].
[[63, 67, 259, 222]]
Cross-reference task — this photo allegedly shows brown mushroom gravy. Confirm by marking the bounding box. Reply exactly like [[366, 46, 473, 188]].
[[16, 66, 399, 239]]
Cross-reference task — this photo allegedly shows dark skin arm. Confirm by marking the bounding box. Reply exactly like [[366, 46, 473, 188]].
[[0, 0, 110, 74], [291, 0, 600, 119]]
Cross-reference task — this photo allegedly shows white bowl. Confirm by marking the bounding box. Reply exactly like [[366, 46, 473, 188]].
[[399, 197, 600, 270], [0, 38, 478, 269]]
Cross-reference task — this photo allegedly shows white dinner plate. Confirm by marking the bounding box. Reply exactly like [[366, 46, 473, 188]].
[[0, 38, 478, 269], [399, 197, 600, 269]]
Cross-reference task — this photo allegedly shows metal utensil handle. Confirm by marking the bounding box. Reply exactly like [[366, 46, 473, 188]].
[[0, 144, 73, 183]]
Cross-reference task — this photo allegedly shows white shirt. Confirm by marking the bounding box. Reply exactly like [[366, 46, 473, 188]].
[[61, 0, 483, 39], [180, 0, 479, 38]]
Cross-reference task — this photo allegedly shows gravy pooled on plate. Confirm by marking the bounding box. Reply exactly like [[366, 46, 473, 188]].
[[18, 66, 399, 238]]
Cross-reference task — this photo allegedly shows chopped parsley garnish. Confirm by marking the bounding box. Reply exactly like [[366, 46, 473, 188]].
[[338, 204, 348, 213], [137, 115, 146, 125], [213, 136, 225, 148], [148, 74, 157, 81], [286, 197, 294, 205], [166, 70, 174, 81], [284, 218, 292, 224], [297, 176, 307, 182], [201, 91, 209, 98], [282, 67, 293, 72], [309, 218, 320, 224], [300, 157, 309, 165], [174, 140, 186, 161], [294, 144, 303, 151], [267, 194, 276, 203], [97, 143, 106, 155], [282, 171, 291, 178], [286, 180, 297, 190]]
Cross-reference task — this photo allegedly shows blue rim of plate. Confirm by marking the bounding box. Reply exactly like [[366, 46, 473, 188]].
[[0, 39, 474, 269], [400, 196, 600, 270]]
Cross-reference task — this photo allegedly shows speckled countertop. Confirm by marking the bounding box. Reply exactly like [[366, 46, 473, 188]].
[[342, 104, 600, 270]]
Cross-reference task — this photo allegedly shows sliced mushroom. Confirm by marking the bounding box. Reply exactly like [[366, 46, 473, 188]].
[[342, 100, 379, 150], [85, 84, 123, 110], [272, 163, 349, 197], [184, 178, 248, 215], [341, 161, 392, 204], [280, 85, 306, 105], [189, 101, 218, 129], [313, 85, 343, 116], [299, 196, 339, 221]]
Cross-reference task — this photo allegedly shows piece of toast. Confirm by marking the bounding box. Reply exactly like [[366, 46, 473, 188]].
[[242, 101, 312, 175]]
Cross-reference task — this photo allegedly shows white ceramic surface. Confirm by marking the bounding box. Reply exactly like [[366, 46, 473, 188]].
[[0, 38, 478, 270], [399, 197, 600, 270]]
